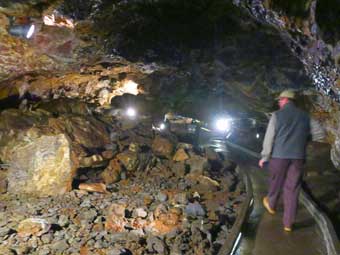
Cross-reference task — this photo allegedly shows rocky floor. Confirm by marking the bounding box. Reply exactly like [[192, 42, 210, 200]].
[[0, 107, 246, 255]]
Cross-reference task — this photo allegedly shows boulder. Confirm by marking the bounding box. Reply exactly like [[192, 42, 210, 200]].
[[116, 151, 139, 172], [0, 132, 77, 197], [152, 136, 174, 158], [101, 158, 123, 184]]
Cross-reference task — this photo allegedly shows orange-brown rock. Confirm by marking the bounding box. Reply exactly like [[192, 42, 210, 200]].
[[152, 136, 174, 158], [116, 151, 139, 171], [17, 218, 51, 238], [80, 246, 90, 255], [78, 183, 107, 193], [0, 13, 9, 34], [151, 207, 182, 234], [105, 203, 127, 232], [0, 131, 77, 197], [101, 158, 122, 185], [0, 33, 60, 81], [143, 195, 154, 206], [173, 148, 189, 161]]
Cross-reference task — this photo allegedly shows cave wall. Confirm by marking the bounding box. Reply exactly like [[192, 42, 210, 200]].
[[1, 0, 340, 167]]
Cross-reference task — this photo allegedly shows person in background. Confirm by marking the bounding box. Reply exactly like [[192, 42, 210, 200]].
[[258, 89, 325, 232]]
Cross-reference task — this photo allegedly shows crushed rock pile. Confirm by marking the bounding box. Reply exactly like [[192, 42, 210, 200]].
[[0, 100, 246, 255]]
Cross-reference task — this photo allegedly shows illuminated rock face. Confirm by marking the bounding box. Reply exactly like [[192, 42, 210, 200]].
[[0, 105, 113, 196], [3, 133, 75, 196]]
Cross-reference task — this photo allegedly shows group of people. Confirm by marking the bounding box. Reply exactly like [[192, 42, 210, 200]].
[[259, 90, 325, 232]]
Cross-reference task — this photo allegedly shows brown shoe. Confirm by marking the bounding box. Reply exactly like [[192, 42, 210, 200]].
[[263, 197, 275, 215], [284, 227, 292, 232]]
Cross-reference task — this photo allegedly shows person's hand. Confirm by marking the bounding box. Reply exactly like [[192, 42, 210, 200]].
[[258, 159, 266, 168]]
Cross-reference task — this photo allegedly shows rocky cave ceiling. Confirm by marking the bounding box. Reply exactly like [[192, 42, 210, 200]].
[[1, 0, 340, 165]]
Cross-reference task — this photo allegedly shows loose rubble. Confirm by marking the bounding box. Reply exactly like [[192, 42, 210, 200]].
[[0, 102, 246, 254]]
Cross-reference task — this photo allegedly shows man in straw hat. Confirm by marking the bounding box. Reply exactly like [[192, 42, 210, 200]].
[[259, 89, 325, 232]]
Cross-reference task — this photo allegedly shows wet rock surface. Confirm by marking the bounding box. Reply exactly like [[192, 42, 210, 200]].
[[0, 103, 246, 254], [304, 142, 340, 238]]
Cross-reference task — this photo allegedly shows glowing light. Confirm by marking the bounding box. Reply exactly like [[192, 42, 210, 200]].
[[215, 118, 231, 132], [126, 107, 136, 118], [159, 123, 166, 130], [9, 24, 35, 39], [256, 133, 260, 139], [122, 80, 139, 95], [26, 24, 35, 39]]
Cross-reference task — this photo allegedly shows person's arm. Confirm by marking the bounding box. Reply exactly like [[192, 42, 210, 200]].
[[260, 113, 277, 162], [310, 118, 326, 142]]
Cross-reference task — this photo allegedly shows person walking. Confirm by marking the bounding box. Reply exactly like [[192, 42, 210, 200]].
[[258, 89, 325, 232]]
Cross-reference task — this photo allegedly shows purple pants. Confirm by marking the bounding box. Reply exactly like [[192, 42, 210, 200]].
[[267, 158, 304, 227]]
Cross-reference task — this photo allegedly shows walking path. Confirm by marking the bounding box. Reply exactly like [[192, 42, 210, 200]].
[[225, 142, 329, 255]]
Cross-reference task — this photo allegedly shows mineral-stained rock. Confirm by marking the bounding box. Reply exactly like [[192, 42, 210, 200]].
[[152, 136, 174, 158], [1, 132, 76, 197], [173, 148, 189, 162], [17, 218, 51, 238], [0, 13, 9, 34], [116, 151, 139, 172], [0, 34, 59, 81], [151, 206, 182, 234], [101, 158, 123, 184], [78, 183, 107, 193], [105, 203, 128, 232]]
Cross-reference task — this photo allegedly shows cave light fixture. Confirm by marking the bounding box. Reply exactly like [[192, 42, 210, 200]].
[[215, 117, 232, 133], [152, 122, 166, 131], [9, 23, 35, 39], [126, 107, 137, 118]]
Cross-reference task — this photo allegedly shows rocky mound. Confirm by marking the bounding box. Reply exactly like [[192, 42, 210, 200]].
[[0, 100, 246, 255]]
